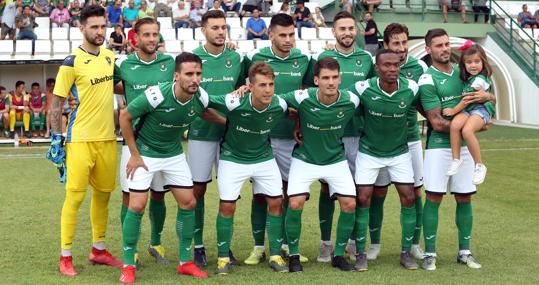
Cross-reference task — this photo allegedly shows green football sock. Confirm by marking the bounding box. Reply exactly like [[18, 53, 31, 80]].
[[423, 199, 440, 253], [39, 113, 45, 130], [368, 195, 386, 244], [216, 214, 234, 258], [334, 210, 355, 257], [149, 198, 166, 246], [122, 210, 143, 266], [194, 198, 204, 246], [120, 204, 128, 225], [413, 196, 423, 244], [400, 206, 416, 252], [285, 208, 302, 255], [282, 199, 289, 244], [251, 199, 267, 246], [176, 207, 195, 263], [318, 189, 335, 241], [456, 202, 473, 250], [355, 207, 369, 253], [267, 213, 283, 256]]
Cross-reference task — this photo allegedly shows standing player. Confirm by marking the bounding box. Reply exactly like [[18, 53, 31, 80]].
[[366, 23, 428, 261], [305, 11, 374, 262], [48, 5, 121, 276], [114, 17, 176, 265], [350, 49, 420, 271], [213, 63, 289, 275], [188, 10, 245, 267], [118, 53, 211, 283], [418, 29, 494, 270], [243, 13, 311, 264], [283, 58, 358, 273]]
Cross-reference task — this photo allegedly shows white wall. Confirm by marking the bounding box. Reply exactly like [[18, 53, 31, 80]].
[[0, 64, 60, 92]]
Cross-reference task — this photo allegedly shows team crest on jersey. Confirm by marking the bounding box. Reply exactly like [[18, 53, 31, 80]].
[[225, 59, 233, 68], [292, 59, 300, 68], [337, 108, 344, 118], [160, 64, 167, 72], [355, 59, 362, 67], [405, 70, 413, 79], [188, 106, 196, 117], [399, 100, 407, 109], [266, 114, 273, 123], [105, 56, 112, 65]]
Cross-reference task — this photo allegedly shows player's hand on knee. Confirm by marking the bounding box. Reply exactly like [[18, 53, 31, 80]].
[[126, 155, 148, 180]]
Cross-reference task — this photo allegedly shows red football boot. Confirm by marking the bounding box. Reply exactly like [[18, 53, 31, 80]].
[[89, 248, 122, 268], [59, 256, 79, 276], [119, 265, 136, 284], [177, 261, 209, 278]]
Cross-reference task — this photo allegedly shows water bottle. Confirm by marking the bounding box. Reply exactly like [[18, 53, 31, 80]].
[[14, 132, 19, 148]]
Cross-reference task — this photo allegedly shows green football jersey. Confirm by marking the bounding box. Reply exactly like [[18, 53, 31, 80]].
[[463, 74, 495, 116], [306, 47, 375, 137], [279, 88, 359, 165], [209, 93, 287, 164], [127, 82, 209, 158], [245, 47, 311, 139], [188, 46, 245, 141], [418, 64, 464, 149], [400, 56, 428, 142], [350, 77, 419, 158], [114, 52, 175, 104]]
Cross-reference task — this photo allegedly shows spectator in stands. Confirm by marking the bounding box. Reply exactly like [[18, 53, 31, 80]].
[[312, 6, 326, 27], [43, 77, 54, 138], [209, 0, 224, 12], [1, 0, 22, 40], [173, 0, 190, 30], [246, 8, 267, 40], [123, 0, 139, 28], [278, 1, 290, 15], [127, 19, 137, 53], [107, 0, 123, 27], [0, 1, 5, 23], [535, 8, 539, 26], [28, 0, 47, 15], [340, 0, 352, 14], [471, 0, 489, 23], [189, 0, 206, 27], [108, 23, 126, 53], [16, 5, 37, 55], [0, 86, 9, 137], [138, 0, 154, 18], [440, 0, 467, 23], [293, 1, 313, 39], [50, 0, 70, 27], [154, 0, 173, 18], [8, 81, 31, 138], [34, 0, 51, 16], [29, 82, 46, 137], [70, 0, 82, 27], [517, 4, 537, 28], [362, 0, 382, 14], [221, 0, 240, 14], [240, 0, 261, 20], [362, 11, 379, 54]]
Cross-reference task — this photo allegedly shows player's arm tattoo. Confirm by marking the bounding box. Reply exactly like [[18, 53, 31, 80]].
[[51, 95, 66, 134], [425, 107, 451, 133]]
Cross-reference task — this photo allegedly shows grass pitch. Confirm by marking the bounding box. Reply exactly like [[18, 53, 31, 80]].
[[1, 125, 538, 285]]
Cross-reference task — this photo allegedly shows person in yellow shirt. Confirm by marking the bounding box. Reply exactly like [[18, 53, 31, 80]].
[[8, 80, 31, 138], [47, 4, 121, 277]]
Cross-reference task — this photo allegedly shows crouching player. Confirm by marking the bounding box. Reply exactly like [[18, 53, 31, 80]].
[[118, 52, 211, 283]]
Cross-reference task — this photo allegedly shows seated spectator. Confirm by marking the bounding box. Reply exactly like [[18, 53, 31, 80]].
[[278, 1, 290, 14], [127, 21, 137, 54], [16, 5, 38, 55], [34, 0, 51, 16], [517, 4, 537, 28], [341, 0, 353, 14], [8, 81, 31, 138], [246, 8, 267, 40], [173, 0, 190, 30], [1, 0, 22, 40], [28, 82, 46, 137], [123, 0, 139, 28], [221, 0, 240, 14], [43, 78, 54, 138], [535, 8, 539, 25], [70, 0, 82, 27], [154, 0, 174, 17], [240, 0, 261, 20], [312, 6, 326, 27], [440, 0, 467, 23], [293, 1, 313, 39], [0, 86, 9, 137], [189, 0, 206, 27], [107, 0, 123, 27], [138, 0, 154, 18], [471, 0, 489, 23], [50, 0, 70, 27], [209, 0, 224, 12], [108, 24, 126, 53]]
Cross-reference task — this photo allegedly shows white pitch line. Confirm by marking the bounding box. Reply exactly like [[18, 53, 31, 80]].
[[482, 147, 539, 152]]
